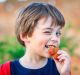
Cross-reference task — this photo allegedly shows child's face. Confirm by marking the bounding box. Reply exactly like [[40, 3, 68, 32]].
[[26, 16, 62, 58]]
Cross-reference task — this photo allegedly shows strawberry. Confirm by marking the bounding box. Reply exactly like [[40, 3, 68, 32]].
[[48, 46, 59, 60]]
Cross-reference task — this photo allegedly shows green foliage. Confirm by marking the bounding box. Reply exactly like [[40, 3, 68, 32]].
[[59, 36, 77, 56], [0, 36, 25, 64], [59, 22, 77, 56]]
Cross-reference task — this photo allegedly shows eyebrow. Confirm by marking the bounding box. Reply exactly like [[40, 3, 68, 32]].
[[43, 28, 53, 30], [42, 27, 61, 31]]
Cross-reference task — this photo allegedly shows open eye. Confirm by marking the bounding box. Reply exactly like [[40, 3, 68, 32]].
[[56, 31, 61, 37]]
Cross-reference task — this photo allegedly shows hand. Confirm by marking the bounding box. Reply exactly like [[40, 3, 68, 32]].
[[54, 50, 71, 75]]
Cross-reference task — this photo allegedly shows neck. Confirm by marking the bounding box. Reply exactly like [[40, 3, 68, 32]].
[[19, 48, 48, 69]]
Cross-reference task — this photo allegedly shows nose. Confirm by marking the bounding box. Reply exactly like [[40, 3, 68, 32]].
[[50, 34, 58, 44]]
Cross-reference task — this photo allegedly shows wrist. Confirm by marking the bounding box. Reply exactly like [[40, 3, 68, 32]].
[[61, 71, 71, 75]]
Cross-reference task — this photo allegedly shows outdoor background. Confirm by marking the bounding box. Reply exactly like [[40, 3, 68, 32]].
[[0, 0, 80, 75]]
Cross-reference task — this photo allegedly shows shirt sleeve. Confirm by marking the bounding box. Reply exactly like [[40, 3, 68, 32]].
[[0, 61, 10, 75]]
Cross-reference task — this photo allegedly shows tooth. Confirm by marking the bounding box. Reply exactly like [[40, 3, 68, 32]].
[[45, 45, 56, 48]]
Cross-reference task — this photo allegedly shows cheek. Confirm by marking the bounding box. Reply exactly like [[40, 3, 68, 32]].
[[36, 35, 49, 46], [31, 37, 47, 49], [39, 40, 47, 46], [32, 34, 50, 48]]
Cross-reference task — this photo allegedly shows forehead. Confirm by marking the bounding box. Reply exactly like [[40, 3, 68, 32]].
[[36, 16, 60, 30], [36, 16, 53, 29]]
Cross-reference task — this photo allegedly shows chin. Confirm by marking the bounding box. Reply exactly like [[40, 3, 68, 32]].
[[44, 54, 50, 58]]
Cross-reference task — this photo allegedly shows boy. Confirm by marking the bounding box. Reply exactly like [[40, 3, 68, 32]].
[[0, 2, 71, 75]]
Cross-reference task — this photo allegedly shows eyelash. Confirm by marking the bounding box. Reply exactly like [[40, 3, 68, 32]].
[[44, 31, 51, 35]]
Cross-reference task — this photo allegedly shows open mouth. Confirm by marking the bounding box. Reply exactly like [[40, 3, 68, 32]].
[[45, 45, 56, 48]]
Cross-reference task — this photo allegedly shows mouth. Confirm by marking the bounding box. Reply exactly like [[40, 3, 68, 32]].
[[45, 45, 56, 48]]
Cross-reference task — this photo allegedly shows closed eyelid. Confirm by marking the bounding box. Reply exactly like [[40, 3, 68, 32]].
[[43, 30, 52, 33]]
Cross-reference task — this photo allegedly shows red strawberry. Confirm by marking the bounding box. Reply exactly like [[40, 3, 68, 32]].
[[48, 46, 59, 60]]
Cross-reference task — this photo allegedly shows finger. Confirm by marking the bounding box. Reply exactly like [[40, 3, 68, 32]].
[[58, 54, 68, 59], [57, 50, 66, 54], [58, 56, 67, 62], [57, 50, 69, 56]]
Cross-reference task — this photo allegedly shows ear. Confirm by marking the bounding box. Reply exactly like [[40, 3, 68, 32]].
[[20, 33, 30, 43]]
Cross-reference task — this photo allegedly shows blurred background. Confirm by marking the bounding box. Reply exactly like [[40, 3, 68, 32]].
[[0, 0, 80, 75]]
